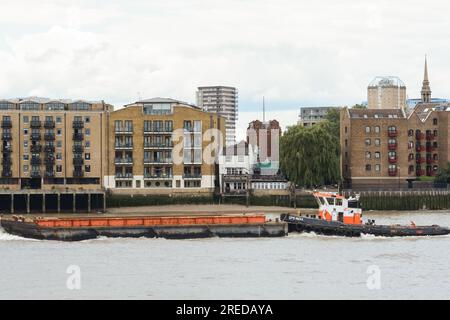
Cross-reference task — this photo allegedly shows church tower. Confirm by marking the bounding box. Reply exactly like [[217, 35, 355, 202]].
[[421, 56, 432, 103]]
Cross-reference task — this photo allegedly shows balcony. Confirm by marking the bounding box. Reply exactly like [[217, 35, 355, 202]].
[[2, 170, 12, 177], [44, 121, 55, 129], [416, 169, 425, 177], [388, 157, 397, 164], [30, 171, 41, 178], [416, 157, 426, 164], [45, 157, 55, 165], [30, 133, 41, 141], [144, 128, 173, 134], [115, 172, 133, 179], [73, 133, 84, 141], [115, 129, 133, 135], [426, 170, 436, 177], [183, 173, 202, 179], [388, 131, 398, 138], [426, 158, 435, 164], [415, 133, 425, 140], [2, 157, 12, 165], [2, 133, 12, 140], [72, 145, 84, 153], [73, 121, 84, 129], [44, 171, 55, 178], [426, 145, 436, 152], [30, 145, 42, 153], [30, 120, 41, 128], [2, 146, 12, 153], [31, 156, 41, 165], [416, 145, 425, 152], [73, 157, 84, 165], [115, 143, 133, 150], [143, 173, 173, 180], [1, 120, 12, 128], [388, 143, 397, 151], [115, 157, 133, 165], [144, 143, 174, 149], [144, 158, 173, 164], [44, 145, 56, 153], [73, 170, 84, 177], [426, 133, 436, 140], [44, 133, 55, 141], [388, 169, 398, 177]]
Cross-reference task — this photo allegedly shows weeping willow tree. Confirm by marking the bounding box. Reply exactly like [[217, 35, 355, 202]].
[[280, 113, 340, 187]]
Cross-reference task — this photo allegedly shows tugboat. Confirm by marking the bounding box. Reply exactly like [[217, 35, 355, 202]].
[[281, 192, 450, 237]]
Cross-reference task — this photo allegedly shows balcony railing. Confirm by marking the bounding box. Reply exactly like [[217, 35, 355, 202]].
[[73, 170, 84, 177], [426, 146, 436, 152], [2, 157, 12, 165], [426, 133, 436, 140], [1, 121, 12, 128], [73, 133, 84, 140], [30, 120, 41, 128], [2, 146, 12, 153], [73, 121, 84, 129], [426, 170, 436, 177], [115, 129, 133, 135], [30, 171, 41, 178], [2, 170, 12, 177], [44, 171, 55, 177], [416, 157, 426, 164], [44, 133, 55, 141], [2, 133, 12, 140], [115, 143, 133, 149], [143, 128, 173, 134], [143, 158, 173, 164], [388, 143, 397, 150], [73, 157, 84, 165], [143, 173, 173, 179], [144, 143, 173, 149], [388, 131, 398, 138], [31, 145, 42, 153], [183, 173, 202, 179], [45, 157, 55, 165], [416, 145, 425, 152], [114, 158, 133, 165], [44, 121, 55, 128], [388, 157, 397, 164], [30, 133, 41, 141], [416, 169, 425, 177], [416, 133, 425, 140], [72, 145, 84, 153], [388, 169, 398, 177], [115, 173, 133, 179], [31, 157, 41, 165], [44, 145, 56, 153]]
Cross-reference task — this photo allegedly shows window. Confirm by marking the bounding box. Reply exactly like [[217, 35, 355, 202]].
[[388, 126, 397, 133], [365, 126, 371, 134], [374, 126, 380, 134], [388, 151, 397, 159], [57, 129, 62, 135], [85, 116, 90, 123], [24, 129, 28, 135], [56, 165, 62, 173], [124, 120, 133, 132], [23, 155, 29, 160], [375, 152, 380, 159], [375, 164, 380, 171], [56, 153, 62, 160], [345, 127, 348, 133], [23, 165, 29, 172], [114, 120, 122, 132], [408, 141, 414, 149], [85, 141, 90, 148], [433, 118, 438, 125], [408, 129, 414, 137], [434, 130, 438, 137], [365, 164, 371, 171], [375, 139, 380, 146], [85, 165, 91, 173], [45, 102, 65, 110], [143, 103, 172, 115], [85, 153, 91, 160], [56, 117, 62, 124], [365, 151, 371, 159], [23, 116, 29, 123], [365, 139, 371, 146], [57, 141, 62, 148], [85, 128, 90, 136], [24, 140, 28, 148]]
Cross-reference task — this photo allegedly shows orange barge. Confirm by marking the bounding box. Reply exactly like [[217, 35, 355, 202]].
[[0, 214, 287, 241]]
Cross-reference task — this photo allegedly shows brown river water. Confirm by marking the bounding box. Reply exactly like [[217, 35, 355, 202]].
[[0, 210, 449, 299]]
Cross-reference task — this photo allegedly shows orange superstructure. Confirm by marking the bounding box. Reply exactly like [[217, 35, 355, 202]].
[[314, 192, 362, 225], [34, 214, 266, 228]]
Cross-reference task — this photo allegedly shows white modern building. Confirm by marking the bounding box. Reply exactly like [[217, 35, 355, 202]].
[[196, 86, 238, 146]]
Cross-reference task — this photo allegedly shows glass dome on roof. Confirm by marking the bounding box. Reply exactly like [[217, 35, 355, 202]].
[[368, 76, 406, 88]]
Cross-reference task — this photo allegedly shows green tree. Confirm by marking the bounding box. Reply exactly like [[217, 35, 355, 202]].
[[352, 104, 367, 109], [280, 117, 340, 188], [434, 162, 450, 185]]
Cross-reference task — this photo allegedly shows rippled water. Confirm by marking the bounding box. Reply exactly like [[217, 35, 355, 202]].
[[1, 211, 450, 300]]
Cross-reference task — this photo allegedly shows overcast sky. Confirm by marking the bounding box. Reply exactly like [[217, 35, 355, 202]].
[[1, 0, 449, 140]]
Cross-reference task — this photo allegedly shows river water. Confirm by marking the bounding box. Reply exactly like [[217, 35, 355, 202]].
[[1, 210, 450, 300]]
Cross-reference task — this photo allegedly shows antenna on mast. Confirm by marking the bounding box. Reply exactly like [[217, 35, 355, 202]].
[[263, 96, 266, 123]]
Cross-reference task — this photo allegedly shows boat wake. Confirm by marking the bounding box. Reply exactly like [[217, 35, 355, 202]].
[[0, 226, 36, 241]]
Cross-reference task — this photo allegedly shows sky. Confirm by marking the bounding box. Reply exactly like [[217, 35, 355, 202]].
[[1, 0, 450, 141]]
